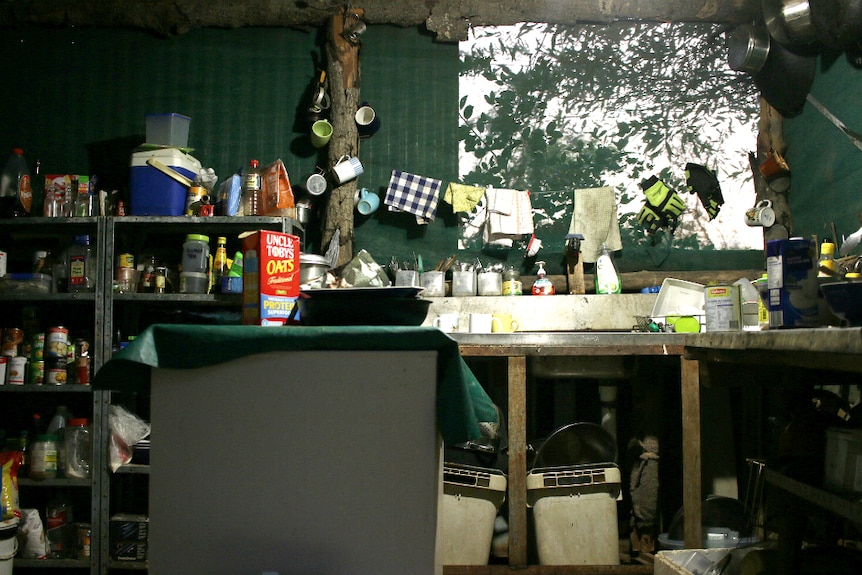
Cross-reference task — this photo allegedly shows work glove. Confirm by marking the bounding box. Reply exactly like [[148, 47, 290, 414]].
[[637, 176, 685, 233], [636, 202, 665, 234], [685, 162, 723, 220]]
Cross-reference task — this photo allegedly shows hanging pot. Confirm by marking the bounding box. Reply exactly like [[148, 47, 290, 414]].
[[810, 0, 862, 51], [727, 24, 772, 73], [753, 37, 817, 117], [763, 0, 820, 50]]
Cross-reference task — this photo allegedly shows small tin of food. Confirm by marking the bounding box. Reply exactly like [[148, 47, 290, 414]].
[[1, 327, 24, 357], [45, 367, 68, 385], [46, 326, 70, 358], [704, 284, 741, 332], [7, 356, 28, 385], [30, 332, 45, 361], [28, 359, 45, 385]]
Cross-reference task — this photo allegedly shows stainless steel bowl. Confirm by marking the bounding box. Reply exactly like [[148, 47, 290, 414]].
[[300, 253, 330, 285]]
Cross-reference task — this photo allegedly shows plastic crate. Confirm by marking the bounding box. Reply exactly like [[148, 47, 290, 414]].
[[527, 464, 621, 565], [440, 463, 506, 565]]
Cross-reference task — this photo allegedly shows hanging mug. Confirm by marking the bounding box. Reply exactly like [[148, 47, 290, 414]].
[[745, 199, 776, 227], [355, 102, 381, 137], [310, 119, 333, 148], [354, 187, 380, 215], [331, 155, 364, 185]]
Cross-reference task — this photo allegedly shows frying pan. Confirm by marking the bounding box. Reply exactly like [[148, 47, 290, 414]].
[[753, 36, 817, 117], [532, 422, 617, 468]]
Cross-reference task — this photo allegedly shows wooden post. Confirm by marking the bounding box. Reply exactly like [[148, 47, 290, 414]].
[[322, 6, 363, 266]]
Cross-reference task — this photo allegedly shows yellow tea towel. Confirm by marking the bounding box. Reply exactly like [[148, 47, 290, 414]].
[[444, 183, 486, 213], [569, 186, 622, 263]]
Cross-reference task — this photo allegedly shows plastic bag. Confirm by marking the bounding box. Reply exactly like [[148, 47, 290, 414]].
[[17, 508, 48, 558], [108, 405, 151, 472], [1, 451, 22, 519]]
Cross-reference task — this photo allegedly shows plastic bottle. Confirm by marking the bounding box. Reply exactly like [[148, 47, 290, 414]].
[[212, 236, 228, 293], [818, 241, 837, 278], [31, 158, 43, 217], [68, 235, 95, 293], [47, 405, 70, 474], [46, 497, 73, 558], [0, 147, 33, 217], [531, 261, 555, 295], [240, 159, 261, 216], [64, 418, 91, 479], [594, 244, 622, 294]]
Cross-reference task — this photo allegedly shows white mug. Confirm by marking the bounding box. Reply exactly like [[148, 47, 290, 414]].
[[331, 155, 364, 185], [468, 313, 493, 334], [432, 313, 459, 333], [745, 199, 776, 227]]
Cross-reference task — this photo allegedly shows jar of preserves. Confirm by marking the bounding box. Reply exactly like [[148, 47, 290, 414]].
[[29, 433, 59, 480], [502, 266, 522, 296]]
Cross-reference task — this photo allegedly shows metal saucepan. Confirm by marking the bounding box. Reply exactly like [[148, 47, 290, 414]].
[[763, 0, 819, 50], [753, 35, 817, 117], [727, 24, 772, 73]]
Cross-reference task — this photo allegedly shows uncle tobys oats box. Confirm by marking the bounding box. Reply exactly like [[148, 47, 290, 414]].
[[241, 230, 300, 325]]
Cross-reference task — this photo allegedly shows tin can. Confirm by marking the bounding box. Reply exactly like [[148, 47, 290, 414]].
[[7, 356, 27, 385], [45, 353, 68, 385], [704, 285, 741, 332], [118, 253, 135, 269], [1, 327, 24, 357], [30, 332, 45, 361], [28, 359, 45, 385], [46, 326, 70, 358]]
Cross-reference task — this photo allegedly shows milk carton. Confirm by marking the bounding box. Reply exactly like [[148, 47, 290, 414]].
[[241, 230, 300, 325], [765, 238, 820, 328]]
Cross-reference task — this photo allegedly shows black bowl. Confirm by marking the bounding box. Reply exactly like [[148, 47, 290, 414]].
[[821, 281, 862, 326], [297, 291, 431, 326]]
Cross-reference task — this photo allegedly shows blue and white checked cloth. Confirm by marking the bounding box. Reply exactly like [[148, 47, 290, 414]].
[[384, 170, 443, 224]]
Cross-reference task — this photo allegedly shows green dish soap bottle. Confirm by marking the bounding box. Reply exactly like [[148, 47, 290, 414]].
[[594, 244, 621, 294]]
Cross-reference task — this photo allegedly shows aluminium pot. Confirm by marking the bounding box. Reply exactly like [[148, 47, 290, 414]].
[[299, 253, 330, 285], [763, 0, 819, 50], [727, 24, 771, 73]]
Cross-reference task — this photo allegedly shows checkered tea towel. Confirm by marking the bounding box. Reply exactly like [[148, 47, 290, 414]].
[[384, 170, 443, 224]]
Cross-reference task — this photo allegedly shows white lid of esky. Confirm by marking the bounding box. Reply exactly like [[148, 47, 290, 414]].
[[130, 148, 202, 173]]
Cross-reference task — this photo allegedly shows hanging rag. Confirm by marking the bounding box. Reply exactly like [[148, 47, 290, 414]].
[[444, 183, 486, 213], [484, 187, 534, 248], [384, 170, 443, 224], [568, 186, 622, 264]]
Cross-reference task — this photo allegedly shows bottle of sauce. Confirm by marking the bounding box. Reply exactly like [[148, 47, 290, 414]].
[[68, 235, 95, 293]]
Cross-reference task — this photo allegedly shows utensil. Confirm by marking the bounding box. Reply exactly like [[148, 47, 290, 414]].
[[806, 94, 862, 152], [763, 0, 819, 49], [727, 24, 771, 73]]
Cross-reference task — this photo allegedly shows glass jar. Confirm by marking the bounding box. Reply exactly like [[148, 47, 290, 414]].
[[29, 433, 59, 480], [502, 266, 522, 296]]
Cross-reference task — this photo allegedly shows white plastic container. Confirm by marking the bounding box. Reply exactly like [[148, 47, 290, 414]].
[[181, 234, 210, 275], [0, 516, 19, 575], [440, 464, 506, 565], [824, 427, 862, 494], [527, 464, 621, 565]]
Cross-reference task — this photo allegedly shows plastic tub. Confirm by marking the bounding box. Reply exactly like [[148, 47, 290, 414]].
[[0, 517, 18, 575], [527, 464, 621, 565], [146, 113, 190, 147], [440, 463, 506, 565]]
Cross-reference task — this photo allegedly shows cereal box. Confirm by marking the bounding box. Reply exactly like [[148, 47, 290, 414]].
[[241, 230, 300, 325]]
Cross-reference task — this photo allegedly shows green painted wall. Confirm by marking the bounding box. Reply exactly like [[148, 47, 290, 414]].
[[784, 56, 862, 246], [2, 24, 814, 277]]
